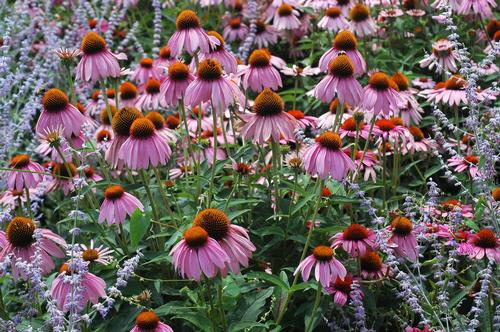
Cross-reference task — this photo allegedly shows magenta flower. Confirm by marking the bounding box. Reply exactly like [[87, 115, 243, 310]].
[[349, 4, 377, 37], [287, 110, 318, 129], [185, 59, 242, 113], [361, 72, 402, 116], [131, 311, 174, 332], [388, 216, 418, 262], [331, 223, 377, 257], [325, 274, 359, 306], [119, 118, 171, 170], [193, 209, 255, 274], [374, 117, 411, 146], [447, 155, 480, 178], [135, 79, 163, 111], [50, 263, 106, 312], [319, 30, 366, 75], [240, 49, 282, 92], [466, 228, 500, 262], [223, 18, 248, 42], [160, 61, 194, 107], [359, 251, 389, 279], [35, 88, 86, 138], [313, 54, 363, 106], [0, 217, 66, 279], [318, 7, 349, 32], [98, 185, 144, 225], [419, 39, 458, 74], [169, 226, 230, 281], [167, 10, 219, 56], [198, 31, 238, 74], [76, 32, 126, 83], [240, 89, 297, 143], [303, 131, 356, 180], [339, 117, 380, 140], [458, 0, 496, 19], [273, 4, 301, 30], [131, 58, 161, 86], [7, 154, 44, 192], [294, 245, 347, 287]]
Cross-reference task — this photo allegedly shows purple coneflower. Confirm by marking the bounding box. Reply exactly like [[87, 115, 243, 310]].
[[240, 49, 282, 92], [419, 39, 459, 74], [131, 311, 174, 332], [160, 61, 194, 107], [388, 216, 418, 262], [223, 17, 248, 42], [119, 82, 139, 108], [7, 154, 44, 192], [146, 112, 178, 143], [287, 110, 318, 128], [447, 155, 481, 178], [153, 46, 177, 75], [318, 7, 350, 32], [136, 79, 163, 111], [359, 251, 389, 279], [349, 4, 377, 37], [466, 228, 499, 262], [254, 19, 279, 48], [317, 99, 351, 130], [98, 185, 144, 225], [199, 31, 238, 74], [458, 0, 496, 19], [294, 245, 347, 287], [273, 3, 301, 30], [331, 223, 377, 257], [325, 274, 359, 306], [361, 72, 402, 116], [131, 58, 161, 85], [319, 30, 366, 75]]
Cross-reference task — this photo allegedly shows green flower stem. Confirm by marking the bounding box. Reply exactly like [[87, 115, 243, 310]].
[[99, 79, 113, 124], [207, 100, 219, 207], [305, 282, 322, 332], [353, 117, 376, 181], [153, 167, 177, 227], [270, 139, 281, 217], [332, 102, 344, 132], [139, 169, 161, 251], [24, 187, 33, 219]]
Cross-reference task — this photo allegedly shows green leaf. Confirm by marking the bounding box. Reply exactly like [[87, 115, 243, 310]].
[[424, 164, 442, 179], [246, 272, 290, 290], [173, 313, 212, 332], [129, 209, 151, 249], [240, 287, 274, 321]]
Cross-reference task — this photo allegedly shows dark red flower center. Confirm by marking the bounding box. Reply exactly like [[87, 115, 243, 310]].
[[343, 224, 369, 241], [313, 245, 334, 261], [473, 229, 497, 248], [360, 251, 382, 272], [317, 132, 342, 151]]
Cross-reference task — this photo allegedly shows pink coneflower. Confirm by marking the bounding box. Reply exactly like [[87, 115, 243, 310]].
[[254, 19, 279, 48], [146, 112, 178, 143], [99, 184, 144, 225], [458, 0, 496, 19], [160, 61, 194, 107], [318, 7, 350, 32], [379, 8, 404, 19], [361, 72, 402, 116], [317, 99, 351, 130], [313, 54, 363, 106], [403, 126, 434, 154], [406, 9, 425, 17], [339, 117, 379, 140], [77, 240, 114, 265], [447, 155, 481, 178], [426, 75, 468, 107], [76, 32, 126, 83], [335, 0, 355, 16], [119, 82, 139, 107], [412, 77, 435, 89], [170, 225, 230, 281], [273, 3, 301, 30], [294, 245, 347, 287], [185, 59, 241, 113], [350, 149, 379, 182], [420, 39, 459, 74], [349, 4, 377, 37], [201, 126, 235, 145], [131, 58, 161, 85], [153, 46, 176, 75], [281, 64, 320, 77], [167, 10, 219, 56], [231, 158, 257, 176], [7, 154, 44, 192], [466, 228, 500, 262], [319, 30, 366, 75], [186, 105, 212, 133], [193, 209, 255, 274], [105, 107, 143, 169], [50, 263, 106, 312], [0, 189, 37, 209], [198, 31, 238, 74], [86, 90, 102, 117], [223, 17, 248, 42], [240, 49, 282, 92], [119, 118, 171, 170], [82, 166, 103, 183], [131, 311, 174, 332], [303, 131, 356, 180], [388, 216, 418, 261], [391, 72, 423, 125], [331, 223, 377, 257], [36, 88, 86, 138], [135, 79, 162, 111], [325, 274, 358, 306], [433, 199, 474, 220], [287, 110, 318, 128], [50, 162, 78, 195], [240, 89, 296, 143], [359, 250, 389, 279], [0, 216, 66, 279], [375, 117, 411, 147]]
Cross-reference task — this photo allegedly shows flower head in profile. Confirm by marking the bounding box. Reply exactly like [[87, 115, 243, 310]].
[[447, 155, 481, 178], [254, 19, 278, 48], [303, 131, 356, 180], [359, 250, 389, 279], [7, 154, 44, 192], [119, 81, 139, 107], [349, 4, 377, 37], [466, 228, 500, 262], [318, 7, 349, 32], [240, 49, 282, 92], [198, 31, 238, 74], [135, 78, 163, 111], [361, 72, 402, 116], [223, 17, 248, 42], [294, 245, 347, 287], [273, 3, 301, 30], [331, 223, 377, 257], [76, 32, 127, 82], [319, 30, 366, 75], [325, 274, 360, 306], [131, 57, 161, 85], [131, 311, 174, 332], [0, 216, 66, 279], [388, 216, 418, 261], [160, 61, 194, 107], [99, 185, 144, 225]]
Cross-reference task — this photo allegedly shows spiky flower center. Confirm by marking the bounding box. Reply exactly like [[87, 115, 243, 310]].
[[159, 46, 171, 59], [444, 75, 466, 90], [104, 185, 125, 200], [326, 7, 342, 18], [369, 72, 390, 90], [146, 112, 165, 130], [317, 132, 342, 151], [166, 115, 180, 129], [207, 31, 225, 51], [341, 117, 364, 131], [409, 126, 424, 141], [53, 162, 77, 178], [168, 62, 190, 81], [255, 20, 266, 34], [391, 72, 409, 91], [130, 118, 155, 139], [176, 10, 200, 30], [10, 154, 30, 169], [197, 59, 223, 81], [144, 79, 160, 94], [43, 88, 69, 112], [343, 224, 369, 241], [6, 217, 36, 247], [473, 229, 497, 248], [253, 89, 284, 116], [391, 216, 413, 235], [230, 18, 241, 29], [350, 4, 370, 22], [464, 155, 479, 165], [360, 251, 382, 272], [82, 248, 99, 262], [328, 54, 354, 77], [81, 32, 106, 55], [193, 209, 230, 240], [120, 82, 138, 100], [140, 57, 153, 68], [112, 107, 143, 137], [96, 129, 112, 142], [100, 105, 117, 125], [184, 226, 208, 248], [313, 245, 333, 261], [333, 275, 353, 293], [277, 4, 293, 16], [287, 110, 304, 120], [333, 30, 357, 50], [136, 311, 160, 330], [248, 49, 271, 68]]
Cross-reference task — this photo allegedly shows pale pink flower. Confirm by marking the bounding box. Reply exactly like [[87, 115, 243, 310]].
[[98, 185, 144, 225], [273, 3, 301, 30], [318, 7, 350, 32], [420, 39, 459, 74], [388, 216, 418, 262], [223, 18, 248, 42], [294, 245, 347, 287], [465, 228, 500, 262], [319, 30, 366, 75], [240, 49, 282, 92], [131, 58, 161, 85], [349, 4, 377, 37], [331, 224, 377, 257], [160, 61, 194, 107], [7, 155, 44, 192]]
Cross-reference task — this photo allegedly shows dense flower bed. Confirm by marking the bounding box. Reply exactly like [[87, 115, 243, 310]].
[[0, 0, 499, 331]]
